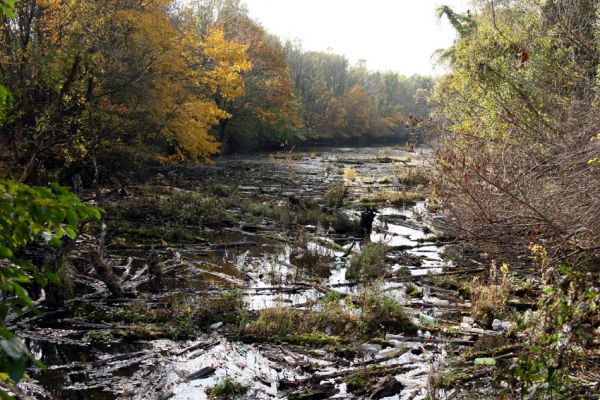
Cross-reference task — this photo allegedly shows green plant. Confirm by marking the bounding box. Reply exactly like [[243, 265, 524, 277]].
[[207, 378, 249, 399], [323, 185, 348, 208], [507, 263, 599, 397], [357, 285, 413, 336], [0, 180, 102, 384], [86, 331, 113, 345], [347, 242, 388, 282], [206, 180, 229, 197]]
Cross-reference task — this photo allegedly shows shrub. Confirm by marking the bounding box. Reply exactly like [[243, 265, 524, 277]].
[[324, 185, 348, 208], [347, 242, 389, 282], [470, 263, 511, 327], [207, 378, 248, 399]]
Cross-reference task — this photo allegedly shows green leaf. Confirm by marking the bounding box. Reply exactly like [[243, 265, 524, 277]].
[[6, 356, 26, 382], [0, 246, 13, 258], [49, 235, 62, 248], [64, 226, 77, 239], [65, 209, 78, 227]]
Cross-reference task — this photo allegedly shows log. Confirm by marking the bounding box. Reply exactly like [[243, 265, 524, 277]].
[[91, 224, 124, 297], [185, 366, 216, 381], [369, 376, 404, 400], [176, 340, 219, 356], [386, 334, 475, 346]]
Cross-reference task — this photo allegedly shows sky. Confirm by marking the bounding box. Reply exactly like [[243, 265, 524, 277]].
[[243, 0, 471, 76]]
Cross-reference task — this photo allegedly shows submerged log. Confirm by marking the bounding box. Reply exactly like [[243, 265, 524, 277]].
[[369, 376, 404, 400]]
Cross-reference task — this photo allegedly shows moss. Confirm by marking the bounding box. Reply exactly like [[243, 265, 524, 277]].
[[405, 283, 422, 298], [378, 175, 392, 184], [344, 369, 375, 395], [435, 367, 477, 389]]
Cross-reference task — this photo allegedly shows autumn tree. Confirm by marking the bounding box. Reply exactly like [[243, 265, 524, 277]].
[[0, 0, 251, 182]]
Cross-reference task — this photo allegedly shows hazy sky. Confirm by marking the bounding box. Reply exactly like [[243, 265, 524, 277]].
[[243, 0, 471, 76]]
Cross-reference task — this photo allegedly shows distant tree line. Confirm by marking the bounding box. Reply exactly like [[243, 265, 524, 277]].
[[0, 0, 432, 183]]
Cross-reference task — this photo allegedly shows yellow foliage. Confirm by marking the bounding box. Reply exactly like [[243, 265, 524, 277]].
[[343, 168, 358, 185]]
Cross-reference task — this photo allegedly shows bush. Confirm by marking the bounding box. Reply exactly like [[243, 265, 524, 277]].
[[347, 242, 389, 282], [357, 285, 414, 335], [207, 378, 248, 399], [324, 185, 348, 208], [470, 263, 511, 327]]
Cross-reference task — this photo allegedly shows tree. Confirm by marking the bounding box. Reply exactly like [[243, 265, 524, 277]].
[[432, 0, 599, 268], [0, 0, 251, 182]]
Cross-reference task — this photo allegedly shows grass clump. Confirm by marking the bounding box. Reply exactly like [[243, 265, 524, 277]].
[[396, 168, 430, 186], [347, 242, 389, 282], [357, 285, 414, 336], [291, 245, 332, 279], [360, 190, 426, 205], [206, 180, 230, 197], [343, 168, 358, 183], [79, 290, 248, 339], [109, 188, 230, 228], [470, 263, 511, 327], [324, 185, 348, 208], [207, 378, 248, 399], [239, 199, 361, 234], [241, 286, 414, 341]]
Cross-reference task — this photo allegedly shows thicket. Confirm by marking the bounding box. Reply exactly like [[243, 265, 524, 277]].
[[434, 0, 600, 396]]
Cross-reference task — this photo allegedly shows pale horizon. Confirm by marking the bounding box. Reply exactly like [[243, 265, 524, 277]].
[[243, 0, 471, 76]]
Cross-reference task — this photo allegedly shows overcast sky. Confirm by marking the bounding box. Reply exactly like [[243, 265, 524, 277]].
[[243, 0, 471, 76]]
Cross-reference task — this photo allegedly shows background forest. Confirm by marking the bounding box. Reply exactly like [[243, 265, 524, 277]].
[[0, 0, 432, 184]]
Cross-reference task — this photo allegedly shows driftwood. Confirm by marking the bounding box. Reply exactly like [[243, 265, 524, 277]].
[[185, 366, 216, 381], [370, 376, 404, 400], [279, 363, 414, 389], [91, 224, 124, 297], [386, 334, 475, 346], [176, 340, 219, 356]]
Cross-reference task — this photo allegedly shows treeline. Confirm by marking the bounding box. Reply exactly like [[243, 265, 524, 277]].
[[0, 0, 431, 183]]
